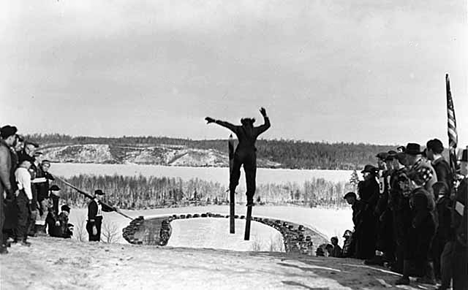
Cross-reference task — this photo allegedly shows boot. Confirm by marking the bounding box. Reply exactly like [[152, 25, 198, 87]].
[[416, 262, 436, 285], [35, 225, 47, 237], [365, 255, 384, 266], [395, 260, 411, 285], [21, 237, 31, 247], [0, 245, 8, 255]]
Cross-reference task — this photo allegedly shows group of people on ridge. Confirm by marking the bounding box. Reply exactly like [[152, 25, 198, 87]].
[[342, 140, 467, 289], [0, 125, 74, 252], [0, 125, 115, 254]]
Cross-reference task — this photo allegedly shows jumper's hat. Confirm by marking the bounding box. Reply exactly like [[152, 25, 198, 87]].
[[49, 185, 61, 191]]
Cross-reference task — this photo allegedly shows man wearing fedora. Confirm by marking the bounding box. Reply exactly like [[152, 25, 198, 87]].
[[395, 168, 437, 286], [367, 151, 398, 267], [86, 189, 114, 242], [356, 165, 379, 259], [388, 152, 411, 273], [405, 143, 437, 198], [425, 139, 454, 282], [402, 143, 438, 285], [426, 139, 453, 198]]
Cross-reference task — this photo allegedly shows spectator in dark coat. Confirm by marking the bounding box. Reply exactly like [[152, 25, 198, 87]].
[[356, 165, 379, 259], [49, 205, 73, 239], [447, 149, 467, 290], [86, 190, 114, 242], [367, 152, 397, 266], [341, 230, 355, 258], [426, 139, 453, 199], [344, 191, 363, 259], [434, 182, 455, 290], [389, 153, 411, 273], [330, 236, 342, 257], [396, 168, 436, 286], [34, 160, 54, 235]]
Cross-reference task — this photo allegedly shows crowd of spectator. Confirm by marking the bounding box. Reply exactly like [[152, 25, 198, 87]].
[[340, 141, 467, 289], [1, 125, 73, 254]]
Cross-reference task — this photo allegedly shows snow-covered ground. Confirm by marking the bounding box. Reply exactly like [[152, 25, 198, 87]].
[[2, 206, 437, 290], [0, 237, 429, 290], [167, 219, 285, 252]]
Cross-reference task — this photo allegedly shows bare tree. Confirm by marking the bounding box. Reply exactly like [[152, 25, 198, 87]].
[[73, 214, 88, 242], [101, 220, 120, 243]]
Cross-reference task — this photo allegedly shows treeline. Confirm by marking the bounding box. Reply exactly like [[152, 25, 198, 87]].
[[26, 133, 395, 169], [56, 174, 354, 209]]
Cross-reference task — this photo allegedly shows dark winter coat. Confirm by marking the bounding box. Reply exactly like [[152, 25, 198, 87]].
[[432, 157, 453, 196]]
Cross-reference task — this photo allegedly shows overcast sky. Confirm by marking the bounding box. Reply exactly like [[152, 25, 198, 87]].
[[1, 0, 467, 146]]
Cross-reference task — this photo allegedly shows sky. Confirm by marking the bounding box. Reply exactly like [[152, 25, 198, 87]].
[[1, 0, 467, 147]]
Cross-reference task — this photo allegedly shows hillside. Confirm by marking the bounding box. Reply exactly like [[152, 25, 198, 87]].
[[28, 134, 397, 169], [39, 143, 281, 168], [0, 236, 427, 290]]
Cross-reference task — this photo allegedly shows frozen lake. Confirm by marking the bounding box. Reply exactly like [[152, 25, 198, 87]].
[[50, 163, 355, 185]]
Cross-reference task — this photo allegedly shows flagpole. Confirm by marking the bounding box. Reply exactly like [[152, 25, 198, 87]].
[[446, 73, 458, 175]]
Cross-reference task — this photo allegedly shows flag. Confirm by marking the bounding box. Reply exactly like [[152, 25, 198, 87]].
[[446, 74, 458, 173]]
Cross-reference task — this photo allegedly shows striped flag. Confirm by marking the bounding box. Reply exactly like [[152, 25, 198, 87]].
[[446, 74, 458, 173]]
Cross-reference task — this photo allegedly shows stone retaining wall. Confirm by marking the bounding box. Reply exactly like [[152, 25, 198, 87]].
[[122, 212, 329, 256]]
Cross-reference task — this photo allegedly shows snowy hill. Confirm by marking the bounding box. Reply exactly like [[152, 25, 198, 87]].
[[0, 236, 426, 290], [40, 144, 281, 168]]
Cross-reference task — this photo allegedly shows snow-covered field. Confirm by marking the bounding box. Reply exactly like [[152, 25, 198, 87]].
[[51, 163, 355, 184], [69, 206, 353, 249], [1, 236, 418, 290]]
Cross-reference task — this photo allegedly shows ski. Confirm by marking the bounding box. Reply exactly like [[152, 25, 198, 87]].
[[228, 134, 235, 234], [244, 205, 252, 240]]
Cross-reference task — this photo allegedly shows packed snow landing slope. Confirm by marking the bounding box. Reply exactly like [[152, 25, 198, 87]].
[[0, 237, 425, 290], [167, 218, 285, 252]]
